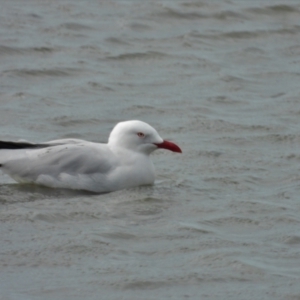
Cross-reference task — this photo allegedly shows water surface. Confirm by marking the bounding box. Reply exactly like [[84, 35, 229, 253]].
[[1, 1, 300, 299]]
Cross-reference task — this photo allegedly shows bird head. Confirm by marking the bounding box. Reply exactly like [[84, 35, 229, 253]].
[[108, 120, 182, 155]]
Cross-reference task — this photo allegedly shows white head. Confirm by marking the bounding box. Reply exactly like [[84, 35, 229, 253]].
[[108, 120, 182, 155]]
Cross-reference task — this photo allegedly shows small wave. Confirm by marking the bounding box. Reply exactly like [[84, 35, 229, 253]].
[[257, 134, 300, 144], [118, 196, 169, 216], [198, 150, 223, 158], [207, 96, 243, 105], [4, 67, 81, 77], [0, 45, 56, 56], [105, 37, 130, 45], [124, 105, 166, 115], [178, 222, 214, 234], [283, 236, 300, 245], [133, 206, 162, 216], [0, 46, 23, 55], [211, 11, 245, 20], [123, 280, 171, 290], [283, 45, 300, 56], [221, 26, 300, 39], [285, 154, 300, 160], [60, 22, 94, 31], [52, 116, 101, 127], [129, 22, 151, 31], [190, 26, 300, 41], [101, 232, 136, 240], [155, 7, 244, 21], [87, 81, 114, 91], [156, 7, 206, 20], [106, 51, 167, 61], [205, 216, 260, 226], [247, 5, 299, 15]]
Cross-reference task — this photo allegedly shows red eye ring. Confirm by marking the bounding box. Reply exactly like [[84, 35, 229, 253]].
[[137, 132, 145, 138]]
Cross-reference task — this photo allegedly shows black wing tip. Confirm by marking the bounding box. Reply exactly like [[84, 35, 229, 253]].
[[0, 141, 48, 150]]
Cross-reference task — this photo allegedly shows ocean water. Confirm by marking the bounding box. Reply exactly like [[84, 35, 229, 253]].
[[1, 1, 300, 299]]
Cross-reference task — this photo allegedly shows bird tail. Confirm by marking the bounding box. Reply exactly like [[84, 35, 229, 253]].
[[0, 141, 50, 168], [0, 141, 49, 150]]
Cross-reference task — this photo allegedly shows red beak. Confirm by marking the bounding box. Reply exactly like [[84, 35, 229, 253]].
[[154, 140, 182, 153]]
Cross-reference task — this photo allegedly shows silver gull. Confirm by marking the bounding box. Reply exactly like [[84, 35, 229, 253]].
[[0, 120, 182, 193]]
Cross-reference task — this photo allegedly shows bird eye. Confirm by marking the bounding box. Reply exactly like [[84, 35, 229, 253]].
[[137, 132, 145, 138]]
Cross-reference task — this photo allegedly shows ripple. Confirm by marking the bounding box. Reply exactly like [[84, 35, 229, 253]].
[[194, 26, 300, 41], [52, 117, 101, 127], [247, 5, 299, 15], [106, 51, 168, 61], [258, 134, 300, 144], [4, 67, 82, 77], [206, 216, 261, 226], [101, 232, 137, 240], [155, 7, 206, 20], [178, 222, 214, 234], [0, 45, 57, 56], [283, 236, 300, 245], [60, 22, 94, 31], [123, 280, 170, 290]]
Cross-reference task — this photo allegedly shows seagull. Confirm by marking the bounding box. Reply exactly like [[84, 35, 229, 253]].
[[0, 120, 182, 193]]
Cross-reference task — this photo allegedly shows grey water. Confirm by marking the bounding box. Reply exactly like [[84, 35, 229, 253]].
[[1, 1, 300, 299]]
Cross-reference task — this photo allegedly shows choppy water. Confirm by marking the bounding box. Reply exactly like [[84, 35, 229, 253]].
[[1, 0, 300, 299]]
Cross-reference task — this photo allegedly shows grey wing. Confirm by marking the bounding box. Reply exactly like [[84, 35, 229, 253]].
[[0, 143, 116, 191], [45, 138, 99, 146]]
